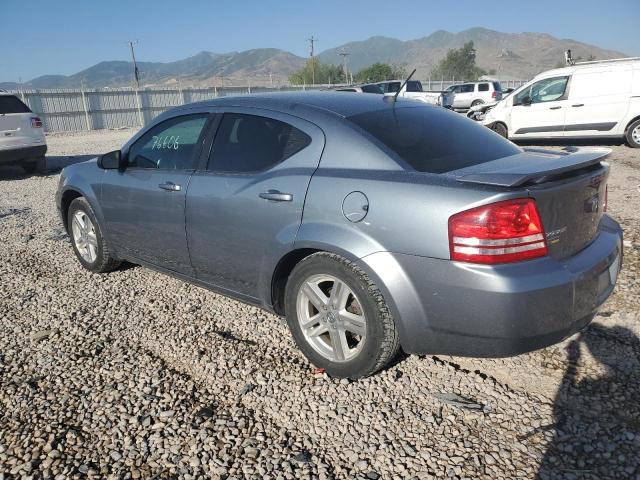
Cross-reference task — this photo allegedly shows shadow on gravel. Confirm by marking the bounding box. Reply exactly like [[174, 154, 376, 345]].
[[538, 325, 640, 480], [0, 154, 99, 180]]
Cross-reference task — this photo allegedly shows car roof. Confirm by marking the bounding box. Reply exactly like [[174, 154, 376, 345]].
[[535, 58, 640, 79], [177, 91, 419, 118]]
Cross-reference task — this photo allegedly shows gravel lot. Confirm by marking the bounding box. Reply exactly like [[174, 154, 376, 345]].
[[1, 129, 639, 479]]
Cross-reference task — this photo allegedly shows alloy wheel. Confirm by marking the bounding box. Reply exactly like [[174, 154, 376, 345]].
[[71, 210, 98, 263], [296, 274, 367, 363]]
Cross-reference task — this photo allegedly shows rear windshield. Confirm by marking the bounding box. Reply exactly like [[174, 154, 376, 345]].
[[348, 106, 521, 173], [0, 95, 31, 114], [406, 81, 423, 92]]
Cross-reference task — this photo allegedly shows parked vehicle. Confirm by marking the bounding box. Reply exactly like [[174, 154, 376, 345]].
[[376, 80, 454, 108], [479, 58, 640, 147], [56, 92, 622, 378], [334, 84, 384, 94], [446, 81, 503, 109], [0, 91, 46, 173]]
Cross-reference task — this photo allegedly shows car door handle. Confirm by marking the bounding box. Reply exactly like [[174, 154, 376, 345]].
[[549, 106, 562, 110], [572, 103, 584, 107], [259, 190, 293, 202], [158, 182, 181, 192]]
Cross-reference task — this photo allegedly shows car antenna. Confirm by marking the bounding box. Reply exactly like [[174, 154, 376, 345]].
[[384, 68, 417, 103]]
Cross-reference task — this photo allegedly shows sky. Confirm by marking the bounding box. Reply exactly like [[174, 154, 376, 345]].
[[1, 0, 639, 82]]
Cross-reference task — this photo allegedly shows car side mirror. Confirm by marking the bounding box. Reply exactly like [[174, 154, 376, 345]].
[[98, 150, 125, 170], [519, 95, 532, 106]]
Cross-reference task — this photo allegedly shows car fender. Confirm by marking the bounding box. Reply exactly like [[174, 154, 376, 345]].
[[57, 166, 112, 245], [294, 223, 425, 349]]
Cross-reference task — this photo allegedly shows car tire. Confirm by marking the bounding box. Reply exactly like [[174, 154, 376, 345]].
[[67, 197, 120, 273], [492, 122, 508, 138], [626, 119, 640, 148], [471, 99, 484, 107], [22, 156, 46, 174], [284, 252, 400, 379]]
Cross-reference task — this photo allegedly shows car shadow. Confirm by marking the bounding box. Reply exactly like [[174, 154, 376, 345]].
[[0, 154, 98, 180], [537, 325, 640, 479]]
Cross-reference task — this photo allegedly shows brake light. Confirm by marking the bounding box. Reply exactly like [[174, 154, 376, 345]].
[[491, 91, 497, 99], [30, 117, 43, 128], [449, 198, 548, 264]]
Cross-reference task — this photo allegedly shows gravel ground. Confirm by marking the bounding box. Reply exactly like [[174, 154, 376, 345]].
[[1, 129, 639, 480]]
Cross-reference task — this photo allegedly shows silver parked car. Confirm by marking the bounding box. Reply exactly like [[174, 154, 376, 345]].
[[56, 92, 623, 378]]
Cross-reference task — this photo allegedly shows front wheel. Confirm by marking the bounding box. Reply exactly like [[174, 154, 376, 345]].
[[285, 252, 400, 378], [491, 122, 508, 138], [68, 197, 120, 273], [626, 119, 640, 148]]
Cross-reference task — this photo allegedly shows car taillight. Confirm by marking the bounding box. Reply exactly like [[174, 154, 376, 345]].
[[448, 198, 548, 264], [30, 117, 43, 128], [491, 91, 497, 99]]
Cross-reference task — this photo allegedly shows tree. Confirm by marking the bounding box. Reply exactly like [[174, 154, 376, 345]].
[[354, 63, 407, 83], [289, 59, 345, 85], [430, 41, 486, 80]]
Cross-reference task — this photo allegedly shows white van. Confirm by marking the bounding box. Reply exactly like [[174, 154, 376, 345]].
[[481, 58, 640, 147], [0, 91, 47, 172]]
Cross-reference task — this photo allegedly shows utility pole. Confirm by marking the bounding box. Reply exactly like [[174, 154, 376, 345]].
[[127, 40, 143, 125], [308, 36, 317, 84], [338, 50, 350, 84], [127, 40, 140, 89]]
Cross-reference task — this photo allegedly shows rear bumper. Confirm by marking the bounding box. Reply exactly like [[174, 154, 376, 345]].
[[362, 215, 623, 357], [0, 144, 47, 165]]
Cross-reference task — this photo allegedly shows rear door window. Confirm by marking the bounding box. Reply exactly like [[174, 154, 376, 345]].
[[478, 83, 489, 92], [0, 95, 31, 114], [208, 113, 311, 173], [348, 106, 521, 173]]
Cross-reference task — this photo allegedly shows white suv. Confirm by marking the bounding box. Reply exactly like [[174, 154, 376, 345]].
[[0, 91, 46, 173], [481, 58, 640, 147], [446, 81, 503, 109]]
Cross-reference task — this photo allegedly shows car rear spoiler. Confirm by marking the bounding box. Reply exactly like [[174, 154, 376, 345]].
[[452, 147, 610, 188]]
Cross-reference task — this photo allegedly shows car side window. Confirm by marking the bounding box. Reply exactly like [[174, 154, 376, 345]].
[[460, 84, 474, 93], [478, 83, 489, 92], [127, 114, 209, 170], [208, 113, 311, 174], [386, 82, 401, 93], [514, 76, 569, 105]]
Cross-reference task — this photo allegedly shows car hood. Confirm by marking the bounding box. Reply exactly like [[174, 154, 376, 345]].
[[469, 100, 498, 113]]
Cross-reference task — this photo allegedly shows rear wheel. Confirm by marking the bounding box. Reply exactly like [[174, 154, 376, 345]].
[[68, 197, 120, 273], [22, 156, 46, 174], [471, 99, 484, 107], [626, 119, 640, 148], [492, 122, 508, 138], [285, 252, 400, 379]]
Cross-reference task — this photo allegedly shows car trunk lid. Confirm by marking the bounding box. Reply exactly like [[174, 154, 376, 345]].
[[448, 147, 610, 260]]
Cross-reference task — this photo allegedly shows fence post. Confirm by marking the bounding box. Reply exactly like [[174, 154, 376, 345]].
[[134, 88, 144, 126], [440, 77, 443, 90], [80, 86, 91, 131]]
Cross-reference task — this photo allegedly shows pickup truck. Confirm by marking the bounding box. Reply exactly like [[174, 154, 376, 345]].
[[376, 80, 454, 108]]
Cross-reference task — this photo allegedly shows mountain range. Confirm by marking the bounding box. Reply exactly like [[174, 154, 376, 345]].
[[1, 28, 626, 89]]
